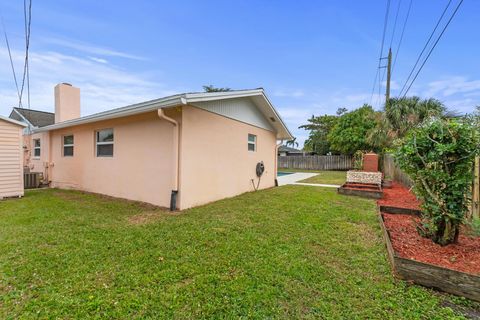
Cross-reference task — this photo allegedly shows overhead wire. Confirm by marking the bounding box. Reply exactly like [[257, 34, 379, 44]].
[[392, 0, 413, 73], [1, 16, 22, 106], [19, 0, 32, 109], [398, 0, 453, 97], [401, 0, 464, 97], [369, 0, 391, 107]]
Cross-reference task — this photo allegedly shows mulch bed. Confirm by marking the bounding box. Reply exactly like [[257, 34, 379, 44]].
[[382, 213, 480, 275], [378, 183, 480, 275], [377, 182, 421, 210]]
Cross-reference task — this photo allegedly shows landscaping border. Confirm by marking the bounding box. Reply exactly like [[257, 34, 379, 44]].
[[337, 185, 383, 199], [377, 208, 480, 302], [379, 205, 421, 216]]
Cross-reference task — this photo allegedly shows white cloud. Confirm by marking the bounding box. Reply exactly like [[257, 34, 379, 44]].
[[272, 89, 305, 98], [425, 76, 480, 97], [88, 56, 108, 64], [0, 47, 177, 117], [41, 37, 147, 61]]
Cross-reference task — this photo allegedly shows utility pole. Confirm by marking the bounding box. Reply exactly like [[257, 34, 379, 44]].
[[385, 47, 392, 106]]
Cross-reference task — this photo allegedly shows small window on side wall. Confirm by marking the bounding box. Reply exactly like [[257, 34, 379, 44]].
[[96, 128, 114, 157], [248, 134, 256, 152], [33, 139, 41, 158], [63, 135, 74, 157]]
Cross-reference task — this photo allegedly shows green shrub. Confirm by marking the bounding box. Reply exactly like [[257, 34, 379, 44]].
[[394, 117, 480, 246]]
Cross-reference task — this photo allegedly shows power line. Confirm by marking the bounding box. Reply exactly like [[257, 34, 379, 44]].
[[392, 0, 413, 73], [402, 0, 464, 97], [369, 0, 391, 107], [389, 0, 403, 49], [19, 0, 32, 109], [26, 0, 31, 109], [1, 17, 22, 106], [398, 0, 453, 97]]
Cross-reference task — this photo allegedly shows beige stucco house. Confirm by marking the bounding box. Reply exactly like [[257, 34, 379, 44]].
[[12, 83, 292, 210]]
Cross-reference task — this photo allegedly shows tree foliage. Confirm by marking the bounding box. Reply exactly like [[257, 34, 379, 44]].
[[300, 114, 338, 154], [327, 105, 377, 155], [394, 117, 480, 245], [286, 138, 299, 148], [203, 85, 232, 92], [367, 97, 446, 151]]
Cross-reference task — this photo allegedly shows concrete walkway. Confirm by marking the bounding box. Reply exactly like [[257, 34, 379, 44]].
[[277, 172, 317, 186], [277, 172, 340, 188]]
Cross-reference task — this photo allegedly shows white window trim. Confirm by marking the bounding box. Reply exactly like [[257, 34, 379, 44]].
[[248, 134, 257, 152], [63, 135, 74, 157], [33, 139, 41, 159], [96, 129, 114, 157]]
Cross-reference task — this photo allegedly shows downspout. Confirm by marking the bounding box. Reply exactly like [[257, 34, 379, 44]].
[[158, 108, 180, 210], [275, 139, 284, 186]]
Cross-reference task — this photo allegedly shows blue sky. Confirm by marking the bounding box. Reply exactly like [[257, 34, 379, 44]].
[[1, 0, 479, 146]]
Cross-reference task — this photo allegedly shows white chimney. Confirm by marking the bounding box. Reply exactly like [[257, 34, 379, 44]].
[[54, 83, 80, 123]]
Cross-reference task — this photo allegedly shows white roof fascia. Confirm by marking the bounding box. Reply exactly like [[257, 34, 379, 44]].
[[0, 114, 28, 127], [12, 108, 35, 128], [184, 89, 264, 102], [33, 95, 183, 133], [32, 89, 294, 140]]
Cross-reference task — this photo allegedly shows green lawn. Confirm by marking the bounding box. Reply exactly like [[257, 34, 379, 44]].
[[0, 187, 476, 318], [300, 171, 346, 185], [278, 169, 347, 185]]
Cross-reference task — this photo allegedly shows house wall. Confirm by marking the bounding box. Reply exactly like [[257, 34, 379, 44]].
[[178, 105, 277, 209], [47, 110, 179, 207], [27, 132, 50, 178], [0, 119, 24, 198]]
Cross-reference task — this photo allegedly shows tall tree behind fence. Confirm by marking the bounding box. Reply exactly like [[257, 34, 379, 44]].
[[278, 155, 353, 171], [383, 154, 414, 188]]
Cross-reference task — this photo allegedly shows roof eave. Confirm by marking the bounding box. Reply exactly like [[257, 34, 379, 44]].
[[32, 89, 294, 141], [12, 109, 34, 127], [185, 90, 293, 141], [33, 96, 183, 133], [0, 115, 28, 127]]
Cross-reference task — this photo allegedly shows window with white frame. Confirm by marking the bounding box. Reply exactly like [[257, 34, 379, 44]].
[[33, 139, 41, 158], [248, 134, 256, 152], [63, 135, 74, 157], [96, 129, 114, 157]]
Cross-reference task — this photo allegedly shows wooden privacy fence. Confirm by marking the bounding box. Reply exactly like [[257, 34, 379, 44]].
[[472, 157, 480, 219], [278, 155, 353, 171], [383, 154, 413, 188]]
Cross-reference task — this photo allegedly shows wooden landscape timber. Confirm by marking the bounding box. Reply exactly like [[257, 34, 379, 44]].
[[377, 209, 480, 302]]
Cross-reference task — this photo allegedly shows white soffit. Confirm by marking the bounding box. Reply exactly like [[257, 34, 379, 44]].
[[191, 97, 275, 132]]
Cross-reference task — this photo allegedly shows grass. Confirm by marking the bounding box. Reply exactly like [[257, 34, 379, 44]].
[[278, 168, 347, 185], [299, 171, 346, 185], [0, 187, 476, 319]]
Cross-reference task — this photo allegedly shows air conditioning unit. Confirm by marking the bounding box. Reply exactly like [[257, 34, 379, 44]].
[[24, 172, 43, 189]]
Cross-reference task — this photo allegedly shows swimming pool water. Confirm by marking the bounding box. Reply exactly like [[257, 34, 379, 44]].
[[277, 172, 294, 177]]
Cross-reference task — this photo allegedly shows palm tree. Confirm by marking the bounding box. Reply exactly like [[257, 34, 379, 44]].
[[385, 97, 445, 138], [286, 138, 299, 148], [368, 97, 446, 150]]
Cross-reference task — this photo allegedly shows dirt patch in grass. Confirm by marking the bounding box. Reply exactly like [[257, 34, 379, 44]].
[[383, 213, 480, 275], [52, 191, 87, 202], [128, 210, 180, 225]]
